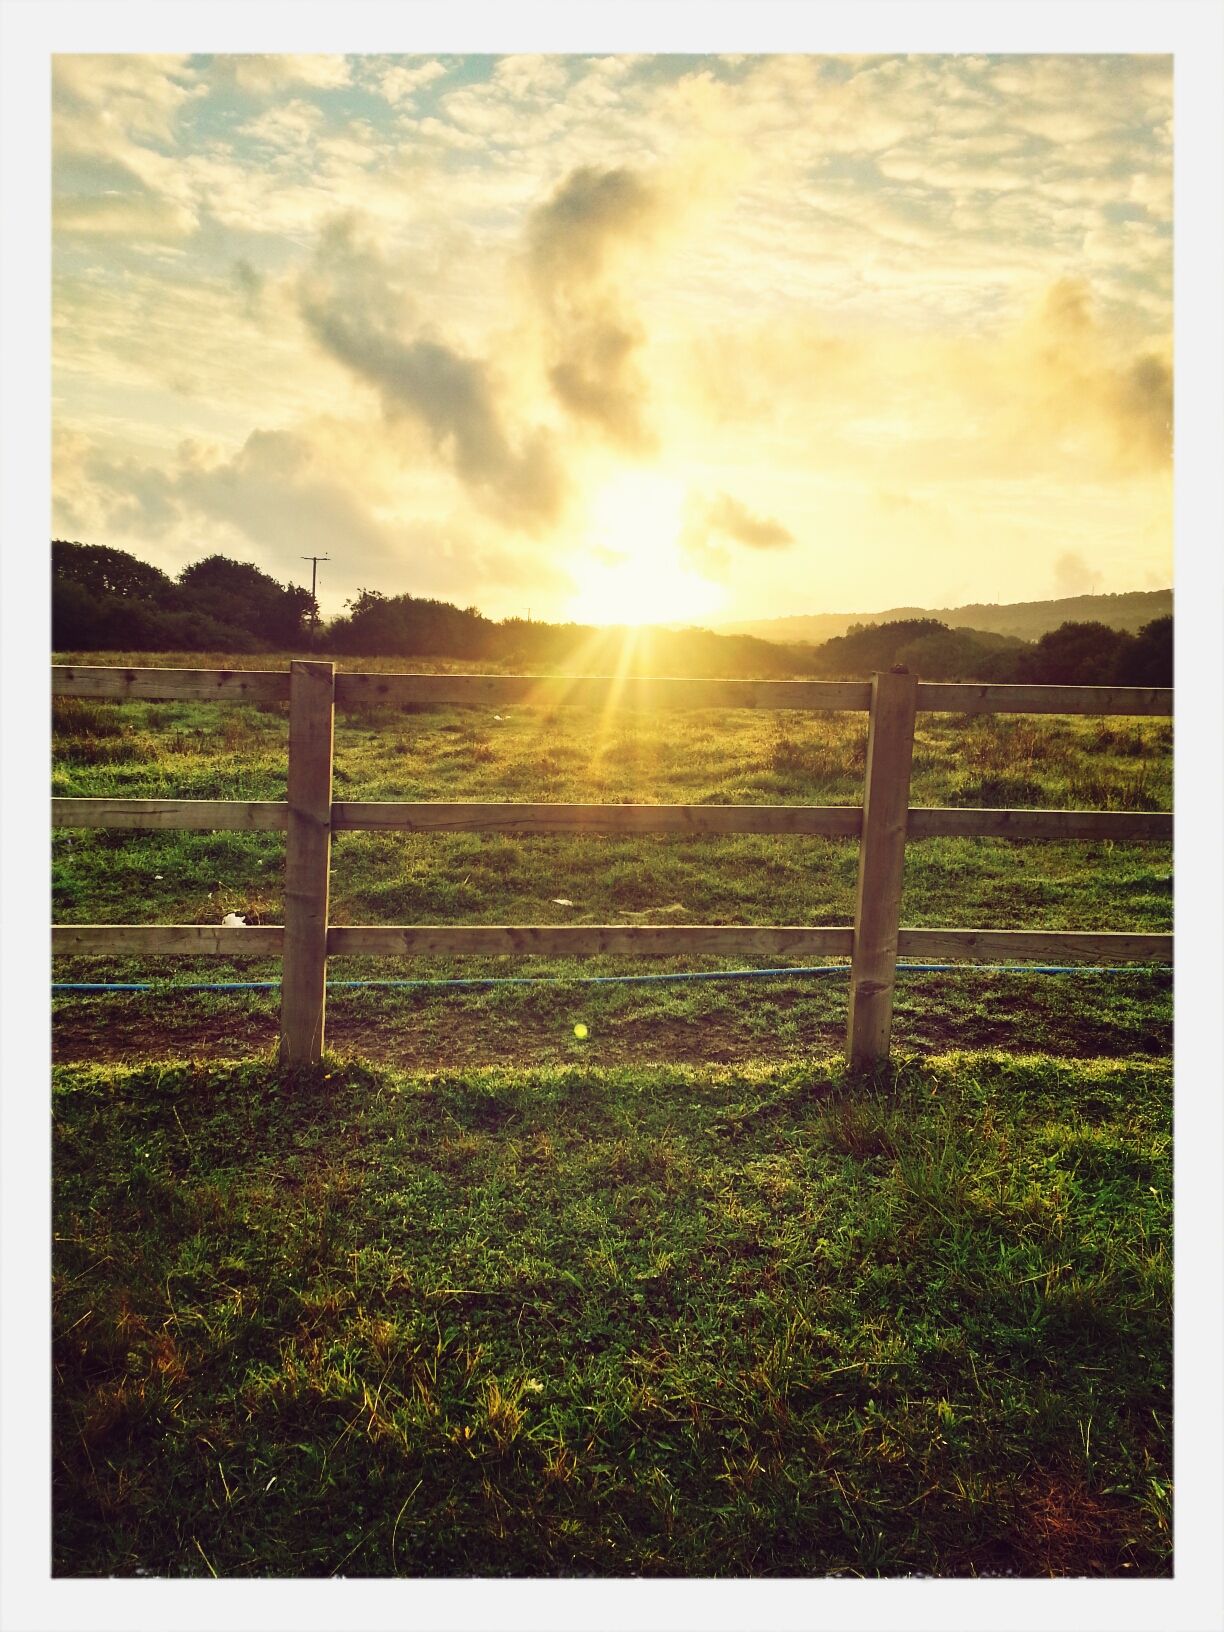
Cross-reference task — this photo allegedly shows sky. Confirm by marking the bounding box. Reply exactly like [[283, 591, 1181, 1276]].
[[51, 51, 1174, 624]]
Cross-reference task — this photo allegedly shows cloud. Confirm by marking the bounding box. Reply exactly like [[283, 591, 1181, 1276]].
[[213, 55, 352, 95], [53, 55, 203, 240], [702, 493, 794, 549], [53, 55, 201, 146], [680, 491, 795, 577], [238, 99, 326, 149], [62, 426, 399, 589], [54, 187, 196, 238], [376, 60, 449, 104], [54, 421, 572, 614], [171, 431, 396, 568], [50, 55, 1172, 622], [681, 273, 1170, 489], [231, 258, 265, 320], [1016, 277, 1172, 470], [299, 219, 566, 531], [526, 165, 672, 451]]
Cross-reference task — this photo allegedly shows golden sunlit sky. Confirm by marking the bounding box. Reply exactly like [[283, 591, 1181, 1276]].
[[52, 50, 1174, 624]]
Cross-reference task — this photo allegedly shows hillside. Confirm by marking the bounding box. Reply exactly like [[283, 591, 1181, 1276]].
[[718, 589, 1173, 645]]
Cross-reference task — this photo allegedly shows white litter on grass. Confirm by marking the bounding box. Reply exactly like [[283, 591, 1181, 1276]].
[[493, 714, 504, 721], [222, 912, 247, 927], [551, 898, 575, 907]]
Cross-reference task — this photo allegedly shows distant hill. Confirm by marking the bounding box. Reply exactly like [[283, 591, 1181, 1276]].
[[718, 589, 1173, 646]]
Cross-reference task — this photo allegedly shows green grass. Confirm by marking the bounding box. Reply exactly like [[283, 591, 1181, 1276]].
[[52, 1050, 1171, 1578], [50, 652, 1173, 1576]]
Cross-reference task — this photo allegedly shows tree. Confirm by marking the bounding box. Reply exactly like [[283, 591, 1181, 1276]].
[[812, 619, 949, 677], [330, 589, 494, 657], [177, 556, 313, 646], [53, 540, 174, 601], [894, 628, 989, 680], [1018, 621, 1129, 685], [1119, 615, 1172, 687]]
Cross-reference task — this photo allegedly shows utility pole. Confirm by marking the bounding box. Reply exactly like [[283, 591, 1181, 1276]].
[[301, 555, 329, 630]]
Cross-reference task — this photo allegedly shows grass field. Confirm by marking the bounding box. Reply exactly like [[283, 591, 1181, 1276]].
[[53, 1051, 1171, 1578], [50, 649, 1173, 1576]]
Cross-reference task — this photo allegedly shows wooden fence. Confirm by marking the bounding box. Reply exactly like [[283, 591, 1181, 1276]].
[[52, 663, 1174, 1069]]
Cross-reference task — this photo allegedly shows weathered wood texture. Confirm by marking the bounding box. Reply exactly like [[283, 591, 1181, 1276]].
[[53, 665, 289, 702], [896, 928, 1172, 963], [906, 807, 1171, 841], [332, 801, 864, 836], [334, 672, 872, 712], [47, 924, 1170, 965], [52, 925, 284, 955], [847, 670, 919, 1069], [52, 798, 289, 831], [279, 662, 335, 1066], [333, 802, 1170, 841], [48, 798, 1170, 842], [52, 666, 1172, 716], [916, 682, 1173, 716], [326, 925, 856, 957]]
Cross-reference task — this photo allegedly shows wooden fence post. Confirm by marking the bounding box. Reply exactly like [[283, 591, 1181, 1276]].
[[846, 667, 919, 1070], [279, 661, 335, 1067]]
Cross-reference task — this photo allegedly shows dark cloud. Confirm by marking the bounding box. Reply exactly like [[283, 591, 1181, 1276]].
[[1116, 350, 1172, 464], [232, 258, 265, 320], [528, 166, 664, 289], [680, 491, 796, 577], [527, 165, 667, 452], [299, 219, 565, 531], [546, 315, 653, 451], [703, 492, 795, 550]]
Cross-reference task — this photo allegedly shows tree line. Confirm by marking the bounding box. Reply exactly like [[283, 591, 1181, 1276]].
[[53, 543, 314, 654], [52, 541, 1171, 687]]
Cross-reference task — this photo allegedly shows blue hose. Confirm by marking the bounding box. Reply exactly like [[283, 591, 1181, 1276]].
[[51, 962, 1167, 994]]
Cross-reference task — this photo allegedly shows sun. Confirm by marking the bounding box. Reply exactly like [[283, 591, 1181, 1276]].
[[564, 471, 725, 626]]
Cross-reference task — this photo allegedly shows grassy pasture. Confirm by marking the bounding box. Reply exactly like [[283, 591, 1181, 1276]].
[[52, 659, 1171, 1064], [50, 651, 1173, 1576], [53, 1051, 1171, 1578]]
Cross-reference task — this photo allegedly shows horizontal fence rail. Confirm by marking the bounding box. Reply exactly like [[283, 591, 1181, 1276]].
[[903, 808, 1171, 841], [54, 665, 1172, 716], [913, 682, 1173, 716], [53, 925, 287, 955], [49, 924, 1174, 964], [335, 673, 875, 711], [54, 666, 291, 703], [895, 928, 1171, 963], [51, 797, 1172, 843], [52, 798, 291, 831], [325, 926, 857, 958], [50, 662, 1174, 1067]]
